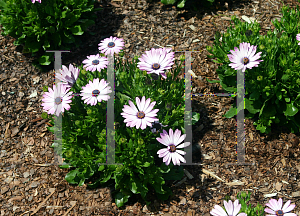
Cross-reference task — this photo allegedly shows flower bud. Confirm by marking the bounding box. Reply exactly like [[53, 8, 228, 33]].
[[41, 112, 48, 119], [267, 39, 272, 44], [294, 60, 299, 66], [289, 53, 295, 58], [158, 88, 165, 94], [138, 138, 144, 145], [81, 69, 87, 75], [240, 191, 248, 199], [87, 109, 92, 115], [75, 120, 81, 126], [170, 83, 176, 89], [120, 137, 127, 144], [296, 79, 300, 85], [259, 44, 265, 50], [257, 76, 263, 81], [77, 128, 81, 133], [43, 85, 49, 92], [206, 46, 212, 53], [179, 54, 185, 62], [288, 41, 291, 47], [65, 150, 73, 158]]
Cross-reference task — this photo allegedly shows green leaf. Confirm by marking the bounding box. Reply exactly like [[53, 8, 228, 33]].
[[224, 105, 236, 118], [161, 0, 176, 5], [70, 25, 84, 35], [152, 175, 165, 194], [65, 169, 79, 182], [284, 102, 298, 116], [142, 162, 151, 167], [101, 171, 112, 184], [206, 77, 220, 84], [245, 98, 260, 114], [77, 19, 95, 31], [115, 191, 131, 208], [130, 179, 138, 194], [98, 165, 105, 171], [249, 91, 261, 101], [78, 178, 85, 186], [177, 0, 187, 8], [192, 112, 200, 125], [39, 54, 51, 66], [59, 164, 72, 169]]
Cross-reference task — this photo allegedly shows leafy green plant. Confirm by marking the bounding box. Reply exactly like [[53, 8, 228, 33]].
[[42, 42, 200, 207], [0, 0, 102, 66], [206, 1, 300, 134]]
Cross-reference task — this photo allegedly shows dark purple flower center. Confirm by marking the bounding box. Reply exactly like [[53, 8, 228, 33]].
[[152, 63, 160, 70], [55, 97, 62, 105], [168, 144, 176, 153], [137, 111, 145, 119], [275, 210, 283, 216], [243, 57, 249, 65], [92, 89, 100, 97], [92, 60, 100, 65], [108, 42, 115, 48]]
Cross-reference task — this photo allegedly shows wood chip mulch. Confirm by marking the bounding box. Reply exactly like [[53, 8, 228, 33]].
[[1, 0, 300, 215]]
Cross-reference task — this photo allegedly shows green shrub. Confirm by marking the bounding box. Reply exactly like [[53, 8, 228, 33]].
[[0, 0, 102, 67]]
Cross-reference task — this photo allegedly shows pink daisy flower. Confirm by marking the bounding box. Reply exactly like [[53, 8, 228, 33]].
[[31, 0, 41, 3], [98, 36, 125, 56], [227, 42, 263, 72], [264, 198, 297, 216], [120, 96, 159, 130], [296, 33, 300, 45], [156, 128, 190, 166], [210, 200, 247, 216], [41, 84, 73, 117], [55, 64, 80, 88], [80, 78, 112, 106], [137, 47, 175, 79], [82, 54, 109, 72]]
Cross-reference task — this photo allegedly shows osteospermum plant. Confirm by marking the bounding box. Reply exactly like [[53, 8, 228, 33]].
[[41, 36, 200, 207], [206, 2, 300, 134]]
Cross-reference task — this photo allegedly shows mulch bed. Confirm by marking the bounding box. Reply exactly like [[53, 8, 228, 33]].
[[1, 0, 300, 215]]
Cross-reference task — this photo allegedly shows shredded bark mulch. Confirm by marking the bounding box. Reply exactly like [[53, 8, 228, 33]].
[[1, 0, 300, 215]]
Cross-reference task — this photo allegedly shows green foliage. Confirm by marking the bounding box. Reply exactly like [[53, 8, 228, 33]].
[[206, 3, 300, 134], [45, 55, 200, 208], [0, 0, 102, 67]]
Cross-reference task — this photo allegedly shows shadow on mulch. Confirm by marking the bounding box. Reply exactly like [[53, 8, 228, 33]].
[[12, 0, 256, 75]]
